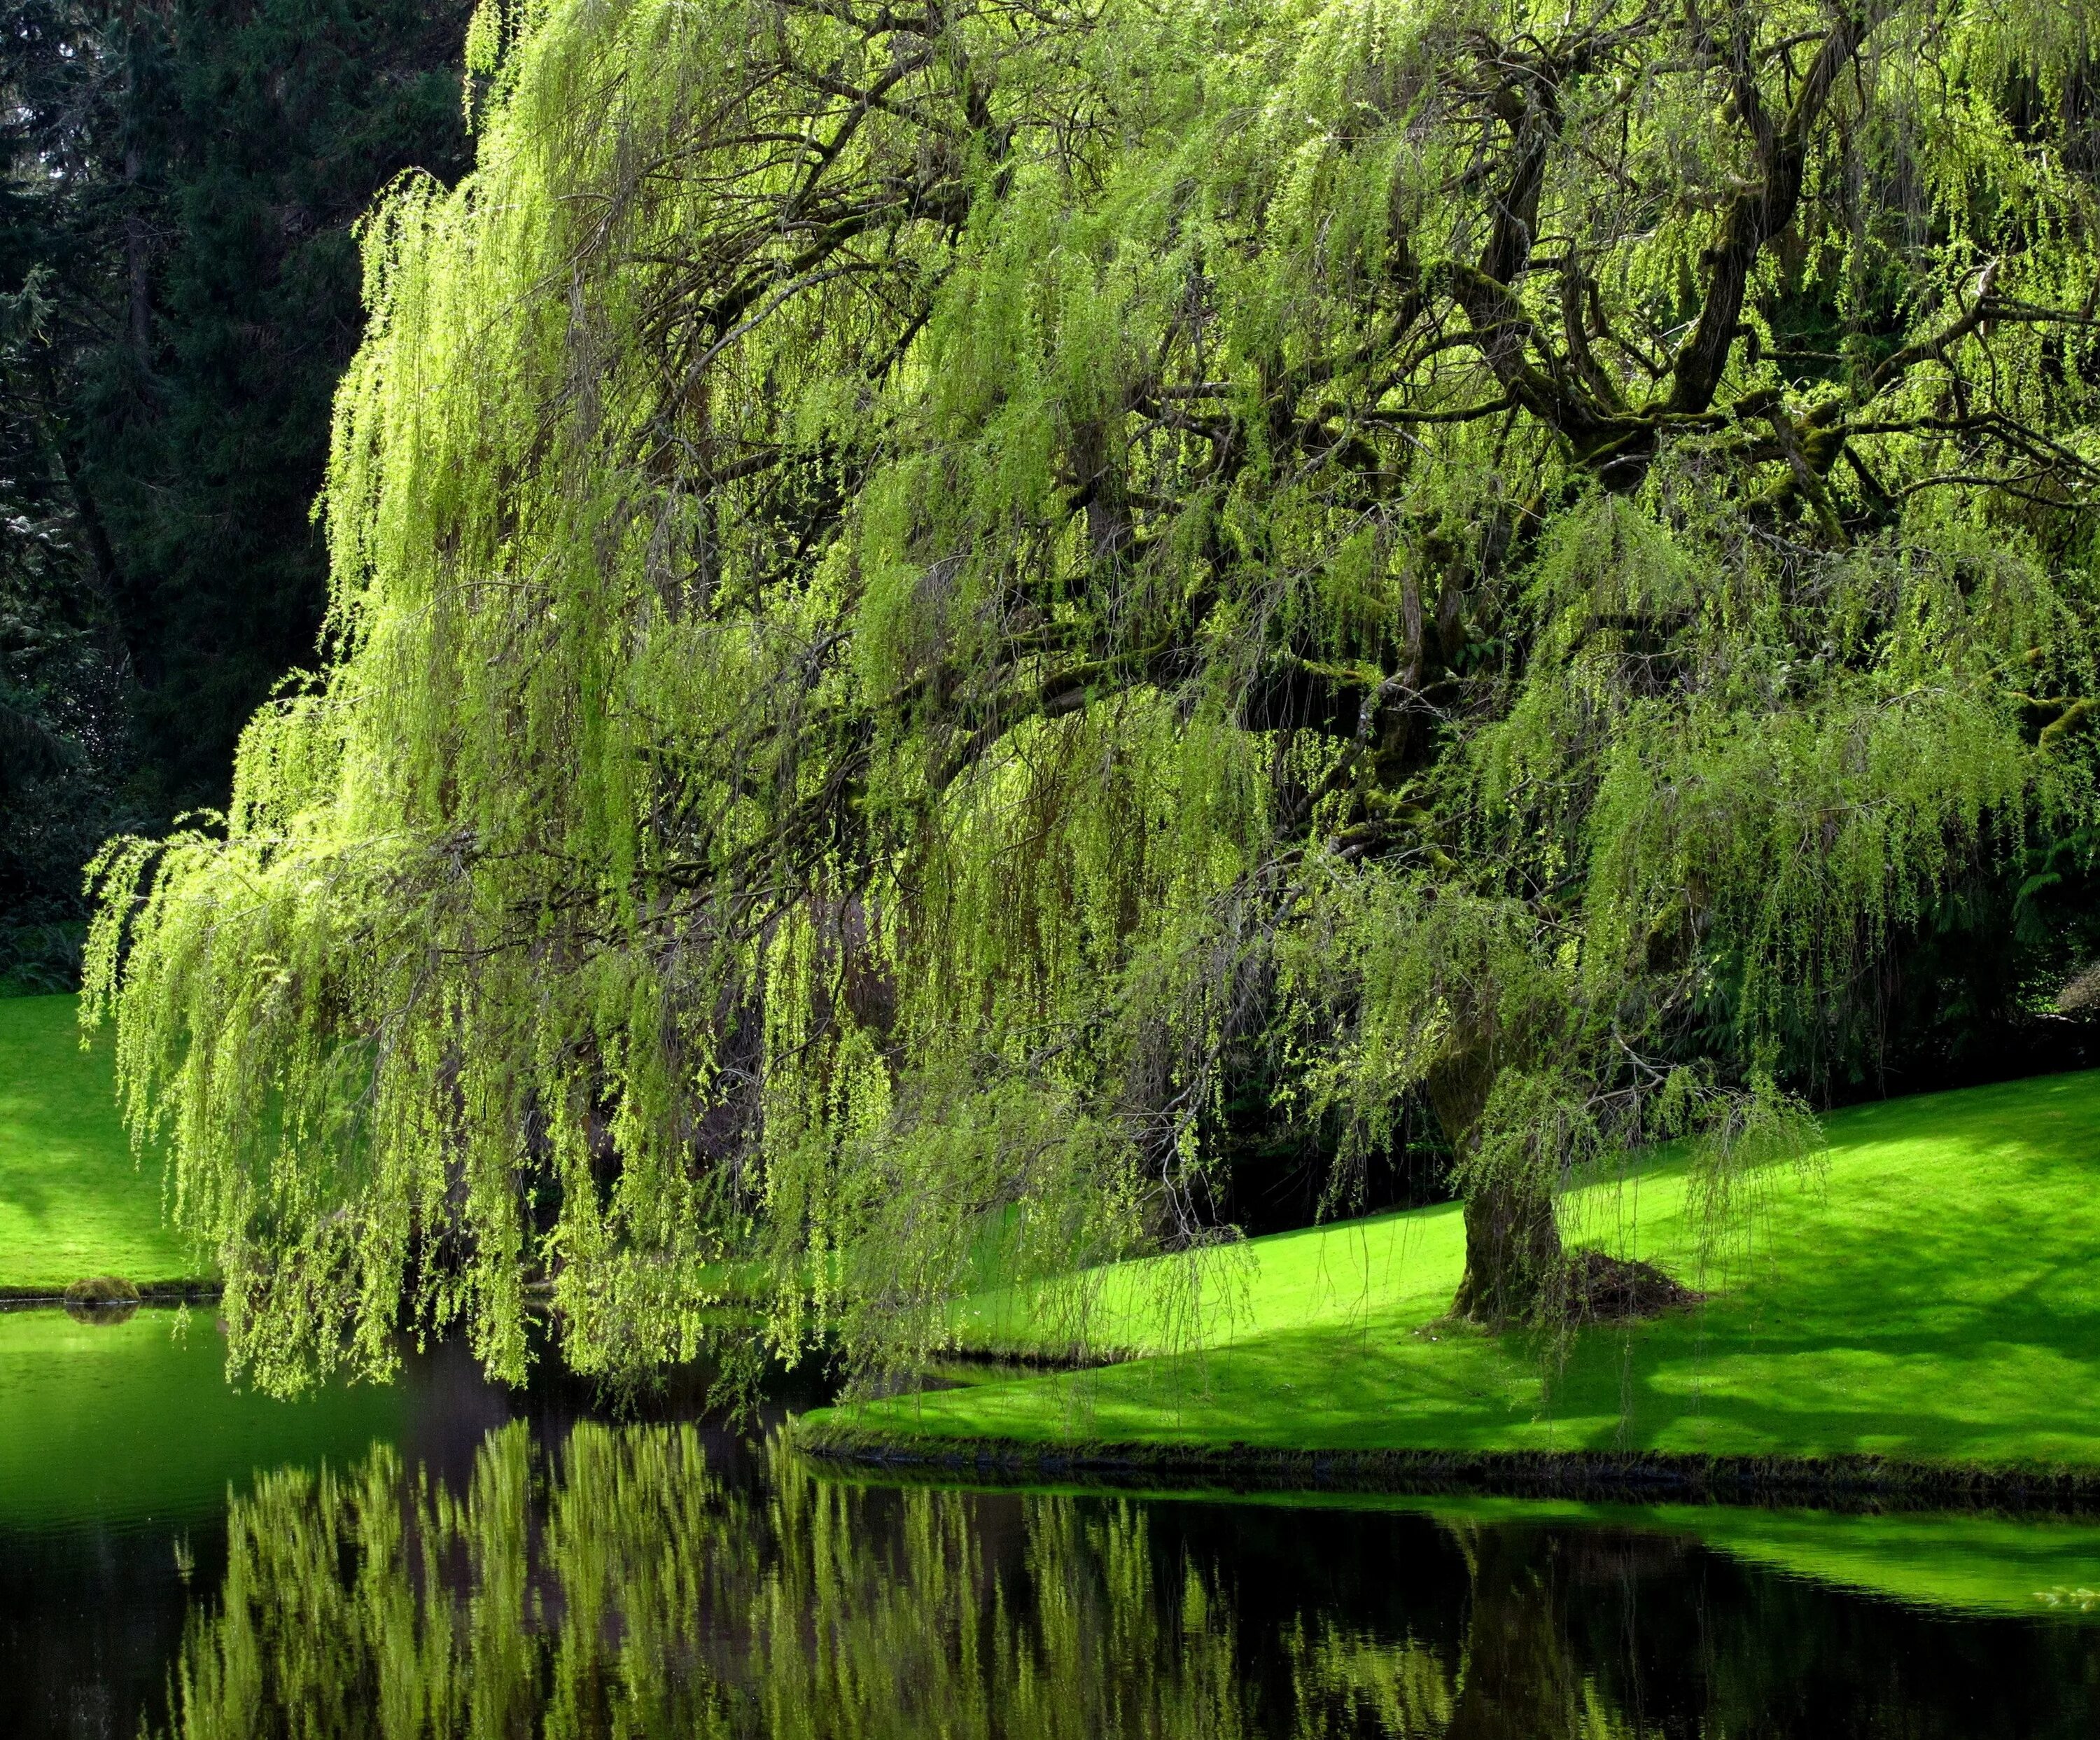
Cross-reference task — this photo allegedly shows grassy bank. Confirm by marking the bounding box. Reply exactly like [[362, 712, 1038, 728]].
[[0, 995, 206, 1293], [804, 1070, 2100, 1475]]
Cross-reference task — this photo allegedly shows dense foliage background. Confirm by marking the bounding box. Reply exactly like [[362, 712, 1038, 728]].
[[0, 0, 472, 989]]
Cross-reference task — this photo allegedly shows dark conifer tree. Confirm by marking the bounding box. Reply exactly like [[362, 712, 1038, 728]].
[[0, 0, 472, 985]]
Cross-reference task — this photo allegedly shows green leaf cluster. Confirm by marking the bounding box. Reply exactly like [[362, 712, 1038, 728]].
[[86, 0, 2100, 1388]]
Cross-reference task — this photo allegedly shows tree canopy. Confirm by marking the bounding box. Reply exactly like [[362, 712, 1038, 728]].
[[85, 0, 2100, 1393]]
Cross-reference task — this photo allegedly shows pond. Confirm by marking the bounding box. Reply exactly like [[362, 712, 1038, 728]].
[[4, 1308, 2099, 1738]]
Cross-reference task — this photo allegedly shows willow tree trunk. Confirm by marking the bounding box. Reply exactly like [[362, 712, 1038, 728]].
[[1429, 1052, 1563, 1326], [1443, 1526, 1583, 1740]]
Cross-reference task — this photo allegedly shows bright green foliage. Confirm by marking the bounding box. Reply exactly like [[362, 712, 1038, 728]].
[[84, 0, 2100, 1391], [821, 1068, 2100, 1468]]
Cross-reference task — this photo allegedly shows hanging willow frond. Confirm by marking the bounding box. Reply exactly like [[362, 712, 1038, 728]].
[[86, 0, 2100, 1389]]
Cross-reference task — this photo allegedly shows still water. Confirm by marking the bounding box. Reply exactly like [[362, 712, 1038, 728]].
[[4, 1308, 2099, 1738]]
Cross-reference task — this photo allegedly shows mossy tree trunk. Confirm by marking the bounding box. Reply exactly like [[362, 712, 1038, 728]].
[[1443, 1526, 1583, 1740], [1429, 1052, 1563, 1327]]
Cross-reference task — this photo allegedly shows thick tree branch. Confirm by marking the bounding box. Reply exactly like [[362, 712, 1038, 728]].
[[1667, 3, 1886, 416]]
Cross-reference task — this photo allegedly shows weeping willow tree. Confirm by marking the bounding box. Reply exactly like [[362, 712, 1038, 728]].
[[85, 0, 2100, 1391], [163, 1425, 1464, 1739]]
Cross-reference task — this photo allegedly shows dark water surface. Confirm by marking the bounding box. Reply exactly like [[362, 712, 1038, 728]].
[[4, 1309, 2099, 1737]]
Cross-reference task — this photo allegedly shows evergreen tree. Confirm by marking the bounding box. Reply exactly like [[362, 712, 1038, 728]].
[[0, 0, 472, 984], [87, 0, 2100, 1392]]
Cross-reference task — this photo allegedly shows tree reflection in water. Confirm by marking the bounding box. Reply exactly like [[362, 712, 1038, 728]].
[[161, 1423, 2096, 1739]]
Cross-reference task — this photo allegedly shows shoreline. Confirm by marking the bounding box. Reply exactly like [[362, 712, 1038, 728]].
[[794, 1426, 2100, 1515], [0, 1282, 220, 1311]]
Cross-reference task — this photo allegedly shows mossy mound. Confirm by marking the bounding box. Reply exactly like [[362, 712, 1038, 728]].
[[62, 1275, 142, 1324], [63, 1276, 141, 1304]]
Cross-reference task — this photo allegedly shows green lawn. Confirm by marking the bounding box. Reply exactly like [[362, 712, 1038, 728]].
[[0, 994, 204, 1292], [812, 1069, 2100, 1470]]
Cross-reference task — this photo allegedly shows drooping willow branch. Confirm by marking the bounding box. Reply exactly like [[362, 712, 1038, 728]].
[[83, 0, 2100, 1391]]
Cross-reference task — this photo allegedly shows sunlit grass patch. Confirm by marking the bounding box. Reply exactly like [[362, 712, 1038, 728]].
[[820, 1070, 2100, 1471], [0, 995, 205, 1292]]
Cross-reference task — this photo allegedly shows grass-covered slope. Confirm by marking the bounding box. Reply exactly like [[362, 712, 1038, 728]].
[[809, 1071, 2100, 1470], [0, 995, 204, 1293]]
